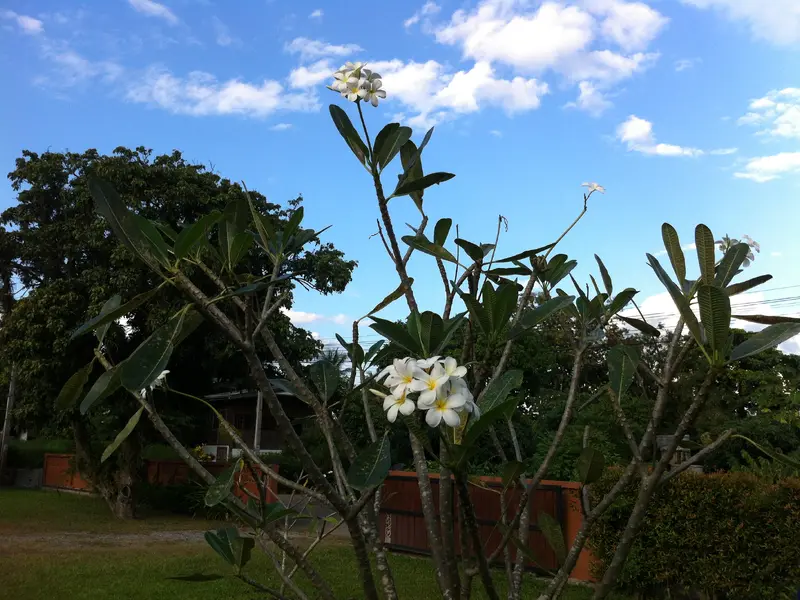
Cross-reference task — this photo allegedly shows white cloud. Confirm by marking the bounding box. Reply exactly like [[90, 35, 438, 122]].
[[490, 129, 503, 137], [212, 16, 239, 47], [36, 40, 123, 88], [585, 0, 669, 52], [284, 37, 363, 62], [270, 123, 292, 131], [126, 67, 318, 117], [681, 0, 800, 46], [616, 115, 704, 157], [281, 308, 350, 326], [734, 152, 800, 183], [309, 9, 323, 20], [404, 1, 441, 29], [1, 10, 44, 34], [710, 147, 738, 155], [565, 80, 612, 115], [674, 57, 699, 71], [738, 88, 800, 139], [370, 59, 548, 129], [288, 59, 333, 89], [128, 0, 179, 25]]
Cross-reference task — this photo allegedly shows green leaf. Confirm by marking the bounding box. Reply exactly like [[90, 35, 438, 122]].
[[695, 224, 716, 285], [459, 290, 491, 337], [399, 140, 424, 213], [661, 223, 686, 284], [393, 172, 455, 198], [347, 434, 391, 491], [607, 288, 638, 317], [646, 253, 704, 346], [433, 218, 452, 246], [402, 235, 458, 263], [433, 312, 467, 355], [370, 317, 420, 353], [408, 311, 443, 357], [95, 295, 122, 344], [484, 266, 531, 277], [697, 284, 731, 362], [733, 435, 800, 469], [361, 279, 413, 320], [501, 461, 525, 489], [539, 512, 566, 564], [329, 104, 369, 167], [617, 315, 661, 337], [491, 282, 519, 337], [576, 447, 605, 485], [732, 314, 800, 325], [478, 370, 523, 415], [244, 189, 274, 255], [89, 179, 151, 263], [227, 232, 252, 270], [309, 360, 340, 402], [283, 206, 304, 240], [374, 124, 412, 171], [101, 407, 144, 462], [544, 257, 577, 288], [129, 213, 172, 269], [174, 211, 223, 260], [726, 274, 772, 296], [205, 462, 240, 507], [730, 322, 800, 362], [509, 296, 575, 340], [594, 255, 613, 296], [454, 239, 489, 263], [607, 345, 641, 398], [229, 275, 291, 296], [495, 243, 555, 263], [204, 529, 235, 566], [119, 314, 185, 392], [461, 395, 521, 459], [56, 361, 94, 411], [72, 288, 160, 340], [399, 127, 433, 181], [714, 243, 750, 287], [80, 367, 121, 415], [364, 340, 385, 365]]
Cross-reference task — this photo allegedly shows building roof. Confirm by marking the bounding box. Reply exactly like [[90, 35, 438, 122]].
[[204, 379, 297, 401]]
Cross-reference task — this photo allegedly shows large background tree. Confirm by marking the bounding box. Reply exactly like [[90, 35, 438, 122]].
[[0, 146, 356, 516]]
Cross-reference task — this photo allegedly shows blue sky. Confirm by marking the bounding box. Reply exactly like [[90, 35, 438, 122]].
[[1, 0, 799, 351]]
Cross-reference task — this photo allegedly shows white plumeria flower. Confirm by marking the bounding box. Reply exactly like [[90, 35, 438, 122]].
[[416, 356, 441, 370], [140, 370, 169, 397], [424, 386, 466, 427], [369, 388, 388, 399], [464, 397, 481, 418], [385, 358, 418, 394], [442, 357, 467, 379], [581, 182, 605, 194], [411, 362, 450, 407], [383, 388, 416, 423], [343, 61, 364, 73], [363, 78, 386, 107]]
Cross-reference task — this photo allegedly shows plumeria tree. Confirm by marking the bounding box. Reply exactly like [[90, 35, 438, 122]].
[[59, 62, 800, 599]]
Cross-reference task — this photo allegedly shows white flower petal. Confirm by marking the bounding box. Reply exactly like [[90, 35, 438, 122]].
[[425, 408, 443, 427], [442, 409, 462, 427], [398, 400, 416, 415], [387, 404, 399, 423], [445, 393, 466, 410], [383, 396, 397, 411]]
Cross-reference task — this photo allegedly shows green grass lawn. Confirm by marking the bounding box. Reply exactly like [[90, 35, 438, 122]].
[[0, 488, 217, 534], [0, 488, 628, 599]]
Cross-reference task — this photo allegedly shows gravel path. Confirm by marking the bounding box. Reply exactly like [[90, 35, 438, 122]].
[[0, 530, 208, 550]]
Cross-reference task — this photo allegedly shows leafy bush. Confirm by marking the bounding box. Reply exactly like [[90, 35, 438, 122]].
[[136, 480, 227, 520], [589, 469, 800, 599], [7, 438, 74, 468]]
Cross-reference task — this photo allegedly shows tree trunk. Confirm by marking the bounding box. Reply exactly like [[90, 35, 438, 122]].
[[0, 364, 19, 480]]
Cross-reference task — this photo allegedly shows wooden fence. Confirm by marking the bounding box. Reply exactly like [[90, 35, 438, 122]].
[[379, 471, 594, 582], [42, 453, 280, 503]]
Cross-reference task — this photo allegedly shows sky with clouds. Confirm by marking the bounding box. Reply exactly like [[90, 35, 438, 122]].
[[1, 0, 799, 351]]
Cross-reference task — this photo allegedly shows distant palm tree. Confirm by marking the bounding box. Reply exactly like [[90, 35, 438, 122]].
[[319, 348, 349, 375]]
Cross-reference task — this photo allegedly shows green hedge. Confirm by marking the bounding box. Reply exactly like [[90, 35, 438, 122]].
[[589, 470, 800, 599], [7, 439, 74, 468]]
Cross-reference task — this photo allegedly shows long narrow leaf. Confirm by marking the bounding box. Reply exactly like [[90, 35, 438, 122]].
[[732, 314, 800, 325], [56, 362, 95, 411], [361, 279, 414, 320], [509, 296, 575, 339], [80, 367, 121, 415], [594, 255, 613, 296], [695, 224, 716, 285], [661, 223, 686, 284], [393, 172, 455, 198], [617, 315, 661, 337], [329, 105, 369, 167], [715, 243, 750, 287], [726, 274, 772, 296], [698, 284, 731, 361], [101, 407, 144, 462], [647, 253, 704, 346], [729, 322, 800, 362]]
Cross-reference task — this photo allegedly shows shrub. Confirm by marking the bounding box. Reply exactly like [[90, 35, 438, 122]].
[[7, 438, 74, 469], [589, 469, 800, 599], [135, 480, 228, 520]]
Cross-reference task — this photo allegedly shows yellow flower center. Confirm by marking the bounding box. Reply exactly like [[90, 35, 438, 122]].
[[426, 379, 437, 391], [401, 374, 413, 384], [435, 399, 448, 410]]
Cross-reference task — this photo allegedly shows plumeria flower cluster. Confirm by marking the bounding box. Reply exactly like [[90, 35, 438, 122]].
[[327, 62, 386, 107], [140, 370, 169, 398], [373, 357, 479, 428]]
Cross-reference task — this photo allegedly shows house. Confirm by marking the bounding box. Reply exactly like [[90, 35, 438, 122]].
[[203, 379, 311, 460]]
